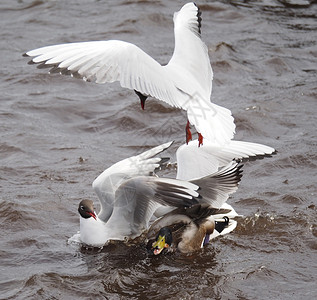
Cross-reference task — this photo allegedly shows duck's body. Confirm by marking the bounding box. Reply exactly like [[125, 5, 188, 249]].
[[147, 204, 236, 254]]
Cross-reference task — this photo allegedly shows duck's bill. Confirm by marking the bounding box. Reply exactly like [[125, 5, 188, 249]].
[[153, 247, 164, 255], [152, 236, 168, 255]]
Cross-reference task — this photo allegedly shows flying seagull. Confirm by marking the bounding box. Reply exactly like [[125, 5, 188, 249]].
[[24, 2, 235, 146]]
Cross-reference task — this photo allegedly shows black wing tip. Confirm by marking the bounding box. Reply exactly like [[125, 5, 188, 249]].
[[160, 157, 170, 164], [237, 163, 244, 182], [234, 149, 277, 163], [154, 157, 171, 172], [233, 162, 244, 182], [217, 161, 244, 184], [193, 2, 202, 34]]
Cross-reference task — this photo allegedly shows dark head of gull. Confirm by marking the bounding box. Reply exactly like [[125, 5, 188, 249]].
[[78, 199, 97, 220]]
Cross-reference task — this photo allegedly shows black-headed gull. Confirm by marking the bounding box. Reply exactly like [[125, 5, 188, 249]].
[[24, 2, 235, 146], [69, 141, 243, 247]]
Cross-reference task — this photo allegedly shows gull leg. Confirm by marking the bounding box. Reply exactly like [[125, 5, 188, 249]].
[[134, 90, 148, 110], [186, 120, 192, 144], [198, 133, 203, 147]]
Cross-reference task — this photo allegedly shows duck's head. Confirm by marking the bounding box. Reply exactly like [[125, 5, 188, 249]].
[[151, 227, 172, 255], [78, 199, 97, 220]]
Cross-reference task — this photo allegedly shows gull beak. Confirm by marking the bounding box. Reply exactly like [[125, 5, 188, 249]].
[[88, 211, 97, 220], [152, 235, 169, 255]]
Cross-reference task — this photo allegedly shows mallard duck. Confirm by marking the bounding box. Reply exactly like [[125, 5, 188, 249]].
[[147, 204, 237, 255], [68, 140, 243, 247], [24, 2, 235, 146]]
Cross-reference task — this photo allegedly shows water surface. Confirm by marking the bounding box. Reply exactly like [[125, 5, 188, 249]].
[[1, 0, 316, 299]]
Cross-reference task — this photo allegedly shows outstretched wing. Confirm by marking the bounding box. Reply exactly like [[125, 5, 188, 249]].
[[167, 2, 212, 99], [92, 141, 173, 222], [24, 3, 208, 110], [25, 41, 183, 108], [176, 139, 275, 181]]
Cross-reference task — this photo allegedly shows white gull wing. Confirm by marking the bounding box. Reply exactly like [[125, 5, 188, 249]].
[[106, 161, 241, 240], [166, 3, 235, 143], [154, 160, 243, 218], [176, 139, 275, 181], [26, 40, 182, 108], [167, 2, 211, 99], [103, 176, 201, 240], [25, 3, 235, 144], [154, 160, 242, 217], [92, 141, 173, 222]]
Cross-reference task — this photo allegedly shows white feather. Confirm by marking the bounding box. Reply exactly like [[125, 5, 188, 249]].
[[176, 139, 275, 181]]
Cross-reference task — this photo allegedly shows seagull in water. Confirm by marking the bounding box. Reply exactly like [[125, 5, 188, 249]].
[[24, 2, 235, 146], [69, 137, 275, 248], [69, 141, 244, 248]]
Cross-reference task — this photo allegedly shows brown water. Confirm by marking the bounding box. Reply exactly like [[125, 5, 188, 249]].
[[1, 0, 317, 299]]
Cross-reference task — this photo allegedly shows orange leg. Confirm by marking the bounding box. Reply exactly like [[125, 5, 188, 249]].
[[198, 133, 203, 147], [186, 120, 192, 144]]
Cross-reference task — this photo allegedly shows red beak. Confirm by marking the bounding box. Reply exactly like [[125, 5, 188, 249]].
[[88, 212, 97, 220]]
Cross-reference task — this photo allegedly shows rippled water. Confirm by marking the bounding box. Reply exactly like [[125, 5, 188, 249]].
[[1, 0, 316, 299]]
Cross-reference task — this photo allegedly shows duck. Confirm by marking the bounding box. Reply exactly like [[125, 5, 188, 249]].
[[68, 140, 243, 248], [146, 138, 276, 255], [147, 204, 235, 255], [24, 2, 235, 146]]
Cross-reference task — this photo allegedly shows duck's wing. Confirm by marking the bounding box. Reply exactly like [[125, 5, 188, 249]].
[[92, 141, 173, 222], [176, 139, 275, 181], [150, 204, 231, 234], [191, 161, 243, 208]]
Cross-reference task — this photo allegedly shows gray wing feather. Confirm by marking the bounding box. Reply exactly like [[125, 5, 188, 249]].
[[109, 176, 201, 237], [93, 141, 173, 222], [191, 161, 243, 208]]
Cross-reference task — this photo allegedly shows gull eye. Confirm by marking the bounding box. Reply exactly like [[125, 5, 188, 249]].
[[80, 205, 85, 211]]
